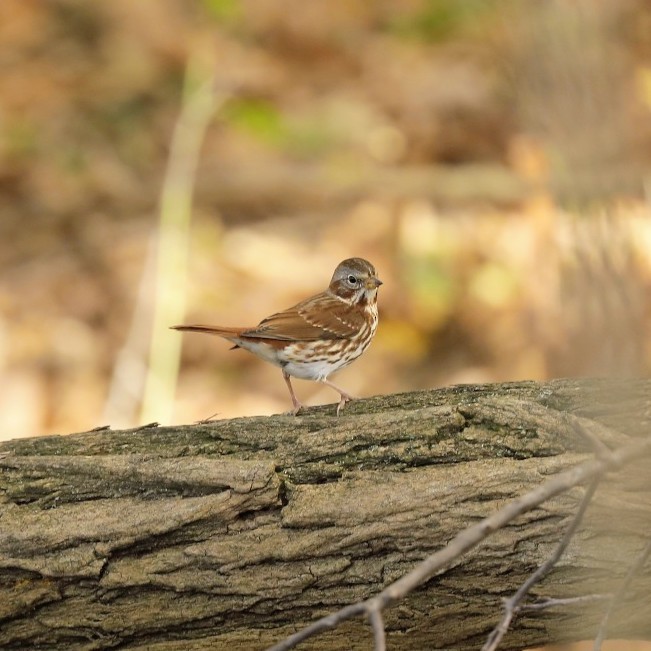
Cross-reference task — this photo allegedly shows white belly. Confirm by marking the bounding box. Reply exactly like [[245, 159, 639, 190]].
[[234, 300, 378, 382]]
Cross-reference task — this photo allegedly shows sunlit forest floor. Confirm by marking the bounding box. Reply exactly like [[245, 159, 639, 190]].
[[6, 198, 651, 437]]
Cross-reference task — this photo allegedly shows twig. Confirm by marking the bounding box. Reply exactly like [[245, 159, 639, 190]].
[[133, 421, 160, 431], [265, 434, 651, 651], [594, 537, 651, 650], [195, 411, 221, 424], [482, 477, 600, 651], [268, 603, 367, 651], [567, 415, 613, 459], [519, 594, 610, 612], [368, 607, 386, 651]]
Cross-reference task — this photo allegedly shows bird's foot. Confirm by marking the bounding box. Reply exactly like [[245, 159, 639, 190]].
[[335, 392, 354, 416], [283, 398, 305, 416]]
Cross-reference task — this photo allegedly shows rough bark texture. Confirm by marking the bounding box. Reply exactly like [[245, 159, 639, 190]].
[[1, 379, 650, 651]]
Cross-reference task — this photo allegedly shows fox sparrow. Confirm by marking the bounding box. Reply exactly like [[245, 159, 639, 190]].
[[172, 257, 382, 415]]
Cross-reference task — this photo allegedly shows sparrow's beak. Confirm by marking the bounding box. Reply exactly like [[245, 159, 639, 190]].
[[365, 277, 383, 290]]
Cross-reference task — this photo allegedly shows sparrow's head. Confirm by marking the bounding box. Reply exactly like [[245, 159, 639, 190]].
[[329, 257, 382, 304]]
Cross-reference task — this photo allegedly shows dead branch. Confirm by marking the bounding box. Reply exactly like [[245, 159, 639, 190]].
[[482, 477, 601, 651], [266, 433, 651, 651]]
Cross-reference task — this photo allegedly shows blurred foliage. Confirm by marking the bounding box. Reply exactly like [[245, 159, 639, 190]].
[[224, 100, 287, 146], [1, 0, 651, 464], [202, 0, 241, 24], [387, 0, 500, 42], [222, 98, 337, 156]]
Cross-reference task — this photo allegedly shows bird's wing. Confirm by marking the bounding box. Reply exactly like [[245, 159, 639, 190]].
[[242, 292, 363, 341]]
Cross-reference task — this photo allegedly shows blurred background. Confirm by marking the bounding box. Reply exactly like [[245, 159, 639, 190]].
[[2, 3, 651, 650], [2, 0, 651, 440]]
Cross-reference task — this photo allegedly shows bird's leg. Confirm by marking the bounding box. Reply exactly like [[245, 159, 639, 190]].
[[282, 370, 304, 415], [321, 379, 354, 416]]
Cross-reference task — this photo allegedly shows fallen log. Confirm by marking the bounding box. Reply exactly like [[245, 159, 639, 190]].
[[1, 379, 650, 650]]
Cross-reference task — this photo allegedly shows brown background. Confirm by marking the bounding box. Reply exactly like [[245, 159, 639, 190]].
[[1, 2, 651, 441]]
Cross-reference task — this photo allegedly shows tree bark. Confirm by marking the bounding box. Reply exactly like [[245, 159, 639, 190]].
[[1, 378, 650, 651]]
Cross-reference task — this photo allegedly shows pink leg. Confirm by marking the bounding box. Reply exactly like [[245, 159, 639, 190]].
[[321, 379, 354, 416], [282, 370, 304, 415]]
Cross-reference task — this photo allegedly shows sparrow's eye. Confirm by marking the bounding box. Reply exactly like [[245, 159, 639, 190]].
[[347, 275, 358, 285]]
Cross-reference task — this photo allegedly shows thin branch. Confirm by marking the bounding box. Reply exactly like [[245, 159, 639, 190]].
[[519, 594, 610, 612], [482, 477, 601, 651], [265, 434, 651, 651], [267, 603, 367, 651], [567, 415, 613, 458], [368, 607, 386, 651], [594, 536, 651, 651]]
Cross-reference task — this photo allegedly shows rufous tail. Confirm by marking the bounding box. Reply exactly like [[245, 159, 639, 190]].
[[170, 324, 247, 338]]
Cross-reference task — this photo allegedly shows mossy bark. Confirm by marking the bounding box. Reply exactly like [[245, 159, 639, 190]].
[[1, 379, 650, 650]]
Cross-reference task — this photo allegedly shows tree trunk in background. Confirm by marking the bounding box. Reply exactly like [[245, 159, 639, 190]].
[[1, 379, 650, 651]]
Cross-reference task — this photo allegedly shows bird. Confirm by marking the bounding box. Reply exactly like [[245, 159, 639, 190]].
[[172, 257, 382, 416]]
